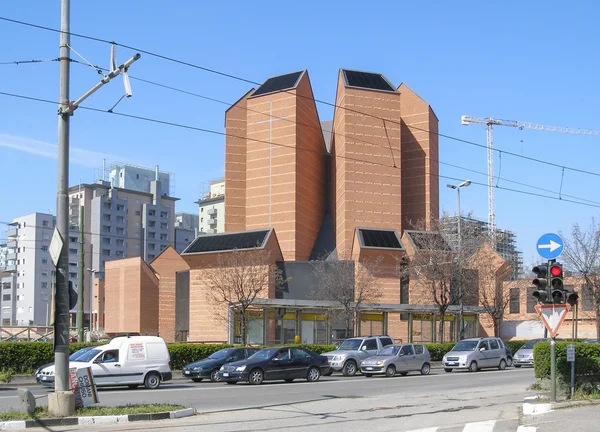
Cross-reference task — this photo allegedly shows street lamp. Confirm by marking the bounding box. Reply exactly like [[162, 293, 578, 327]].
[[446, 180, 471, 341], [86, 268, 97, 338]]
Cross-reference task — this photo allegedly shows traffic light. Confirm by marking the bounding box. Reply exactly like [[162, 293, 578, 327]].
[[550, 263, 564, 304], [532, 264, 549, 303], [567, 291, 579, 306]]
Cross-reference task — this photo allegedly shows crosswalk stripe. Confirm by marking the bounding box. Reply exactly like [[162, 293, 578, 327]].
[[517, 427, 537, 432], [406, 428, 438, 432], [462, 420, 497, 432]]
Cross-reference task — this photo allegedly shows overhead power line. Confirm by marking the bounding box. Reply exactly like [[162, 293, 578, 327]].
[[2, 15, 599, 180], [0, 89, 598, 210]]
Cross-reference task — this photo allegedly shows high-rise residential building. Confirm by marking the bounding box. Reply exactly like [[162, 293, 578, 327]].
[[109, 164, 171, 196], [0, 214, 55, 326], [440, 215, 523, 280], [174, 212, 199, 253], [196, 179, 225, 235]]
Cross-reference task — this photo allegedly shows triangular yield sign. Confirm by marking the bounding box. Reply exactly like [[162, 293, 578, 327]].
[[534, 304, 571, 338]]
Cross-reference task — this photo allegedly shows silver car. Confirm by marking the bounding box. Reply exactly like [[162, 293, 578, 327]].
[[360, 344, 431, 377], [513, 338, 550, 367], [442, 337, 507, 372]]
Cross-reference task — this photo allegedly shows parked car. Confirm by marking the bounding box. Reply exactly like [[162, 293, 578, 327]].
[[360, 344, 431, 377], [321, 335, 394, 376], [217, 346, 330, 385], [502, 341, 513, 367], [182, 347, 260, 382], [513, 338, 550, 367], [582, 339, 598, 344], [36, 336, 172, 389], [442, 337, 507, 372]]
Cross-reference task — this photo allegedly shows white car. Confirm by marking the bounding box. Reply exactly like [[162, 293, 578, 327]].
[[36, 336, 172, 389]]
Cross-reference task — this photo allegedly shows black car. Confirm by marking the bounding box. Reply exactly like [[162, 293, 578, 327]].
[[218, 346, 330, 385], [182, 347, 260, 382]]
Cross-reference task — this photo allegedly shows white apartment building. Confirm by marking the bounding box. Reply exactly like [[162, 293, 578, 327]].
[[174, 212, 199, 253], [1, 213, 56, 326], [196, 179, 225, 234]]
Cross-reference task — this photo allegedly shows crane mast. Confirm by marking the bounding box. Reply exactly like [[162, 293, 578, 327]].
[[461, 115, 600, 248]]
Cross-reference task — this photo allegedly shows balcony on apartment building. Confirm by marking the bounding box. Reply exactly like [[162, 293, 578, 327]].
[[4, 264, 16, 272], [6, 239, 17, 249], [6, 228, 17, 238], [207, 209, 217, 216], [208, 218, 217, 227], [6, 252, 17, 261]]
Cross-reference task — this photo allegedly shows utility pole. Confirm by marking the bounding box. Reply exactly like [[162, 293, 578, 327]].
[[48, 0, 74, 416], [77, 200, 84, 342], [49, 0, 140, 416]]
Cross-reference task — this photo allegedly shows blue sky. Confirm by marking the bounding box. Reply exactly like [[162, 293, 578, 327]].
[[1, 1, 599, 266]]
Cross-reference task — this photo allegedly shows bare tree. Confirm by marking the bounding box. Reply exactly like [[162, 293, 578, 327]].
[[401, 215, 483, 342], [561, 219, 600, 339], [472, 245, 512, 337], [312, 257, 383, 338], [202, 248, 284, 345]]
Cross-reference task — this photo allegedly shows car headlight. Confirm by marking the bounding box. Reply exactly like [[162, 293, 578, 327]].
[[193, 367, 202, 371], [376, 361, 384, 366], [235, 365, 247, 372], [333, 355, 345, 361], [219, 366, 225, 370]]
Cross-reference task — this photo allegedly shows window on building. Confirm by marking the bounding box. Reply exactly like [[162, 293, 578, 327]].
[[509, 288, 520, 314], [201, 208, 204, 213], [42, 220, 49, 227], [149, 210, 156, 217], [69, 262, 77, 267], [41, 271, 48, 277], [22, 259, 25, 264], [103, 238, 111, 245], [2, 294, 10, 301], [136, 174, 139, 179], [116, 239, 124, 246], [41, 246, 49, 251], [103, 249, 111, 256], [116, 216, 125, 223], [70, 272, 77, 278], [42, 258, 48, 264], [69, 248, 77, 254], [2, 319, 9, 325], [41, 282, 48, 289], [160, 211, 168, 218], [116, 251, 124, 257], [149, 221, 156, 228], [200, 217, 203, 223], [103, 225, 111, 233], [148, 254, 155, 260], [70, 236, 78, 243], [103, 202, 111, 210], [116, 205, 124, 211], [148, 232, 156, 239], [103, 214, 111, 222], [135, 210, 141, 216], [160, 223, 167, 229]]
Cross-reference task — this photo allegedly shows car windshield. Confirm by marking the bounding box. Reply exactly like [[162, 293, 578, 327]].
[[69, 347, 92, 360], [337, 339, 362, 350], [249, 348, 278, 360], [378, 345, 400, 356], [72, 348, 102, 363], [522, 339, 544, 349], [208, 348, 233, 359], [452, 341, 478, 352]]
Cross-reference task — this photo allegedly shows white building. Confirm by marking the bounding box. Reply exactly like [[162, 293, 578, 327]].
[[174, 212, 198, 253], [196, 179, 225, 234]]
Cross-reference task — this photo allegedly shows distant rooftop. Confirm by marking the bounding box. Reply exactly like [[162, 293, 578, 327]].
[[341, 69, 397, 93], [404, 230, 452, 251]]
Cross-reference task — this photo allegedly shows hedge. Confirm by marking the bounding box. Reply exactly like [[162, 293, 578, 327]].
[[534, 341, 600, 385], [1, 339, 529, 374]]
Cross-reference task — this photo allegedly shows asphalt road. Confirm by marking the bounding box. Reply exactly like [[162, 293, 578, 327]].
[[0, 367, 534, 416]]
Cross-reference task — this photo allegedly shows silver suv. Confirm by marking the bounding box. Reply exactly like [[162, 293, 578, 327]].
[[442, 337, 508, 372], [322, 335, 394, 376]]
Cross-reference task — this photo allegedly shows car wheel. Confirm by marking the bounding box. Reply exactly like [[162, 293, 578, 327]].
[[444, 368, 453, 372], [498, 359, 507, 371], [385, 365, 396, 377], [285, 378, 294, 383], [144, 372, 161, 389], [514, 364, 522, 368], [307, 366, 321, 382], [128, 384, 139, 389], [420, 363, 431, 375], [192, 378, 203, 383], [210, 369, 221, 382], [249, 368, 264, 385], [468, 361, 478, 373], [364, 373, 373, 378], [342, 360, 357, 376], [226, 381, 237, 385], [506, 356, 513, 367]]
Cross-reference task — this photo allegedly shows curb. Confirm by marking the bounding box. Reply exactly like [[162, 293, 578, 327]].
[[0, 408, 195, 430], [522, 395, 552, 415]]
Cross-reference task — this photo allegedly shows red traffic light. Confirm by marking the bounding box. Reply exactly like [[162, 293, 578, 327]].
[[550, 265, 562, 276]]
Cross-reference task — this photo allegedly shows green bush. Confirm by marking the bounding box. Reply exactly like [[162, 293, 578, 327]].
[[505, 340, 528, 355], [424, 343, 455, 361], [167, 343, 232, 370], [534, 342, 600, 391]]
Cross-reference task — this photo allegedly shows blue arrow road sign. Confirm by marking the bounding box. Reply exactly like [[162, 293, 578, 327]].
[[537, 233, 564, 260]]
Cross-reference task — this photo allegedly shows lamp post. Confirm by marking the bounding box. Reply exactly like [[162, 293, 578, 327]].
[[86, 268, 97, 339], [446, 180, 471, 340]]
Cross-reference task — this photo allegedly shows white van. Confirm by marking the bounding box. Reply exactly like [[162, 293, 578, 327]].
[[36, 336, 172, 389]]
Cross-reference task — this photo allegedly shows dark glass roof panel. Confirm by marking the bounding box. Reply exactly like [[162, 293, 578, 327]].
[[183, 230, 270, 254], [407, 231, 452, 251], [343, 70, 396, 92], [251, 71, 304, 97], [359, 229, 402, 249]]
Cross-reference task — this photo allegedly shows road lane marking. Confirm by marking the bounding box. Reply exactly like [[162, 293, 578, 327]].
[[462, 420, 496, 431], [406, 428, 439, 432]]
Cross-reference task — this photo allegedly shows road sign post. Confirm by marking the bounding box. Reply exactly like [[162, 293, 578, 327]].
[[535, 304, 570, 402], [567, 344, 576, 399]]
